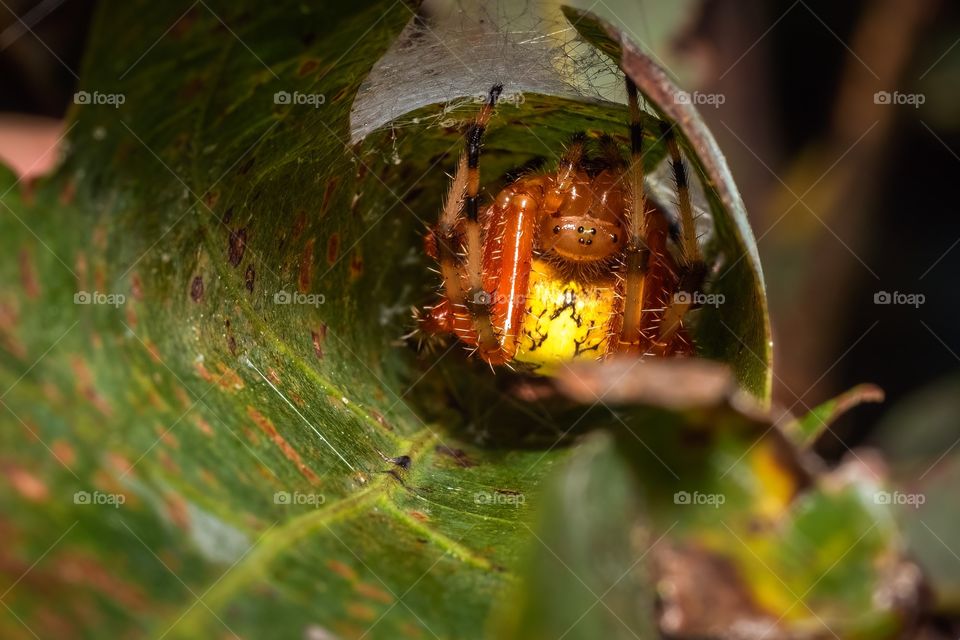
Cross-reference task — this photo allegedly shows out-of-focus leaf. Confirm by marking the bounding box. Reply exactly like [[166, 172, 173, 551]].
[[493, 432, 658, 640], [784, 383, 886, 449], [872, 375, 960, 613], [552, 360, 921, 639]]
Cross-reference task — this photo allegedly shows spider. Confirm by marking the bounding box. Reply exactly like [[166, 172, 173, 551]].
[[417, 80, 709, 374]]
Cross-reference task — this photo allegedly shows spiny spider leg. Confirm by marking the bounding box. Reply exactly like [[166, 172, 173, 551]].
[[617, 78, 652, 349], [429, 85, 541, 364], [657, 121, 708, 346], [428, 85, 503, 346]]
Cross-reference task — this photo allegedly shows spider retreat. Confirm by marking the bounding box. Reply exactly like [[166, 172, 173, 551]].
[[417, 80, 711, 374]]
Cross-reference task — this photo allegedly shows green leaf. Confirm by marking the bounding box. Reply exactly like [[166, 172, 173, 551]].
[[0, 1, 776, 638], [493, 433, 658, 640], [871, 375, 960, 613], [784, 383, 885, 449], [554, 359, 920, 639]]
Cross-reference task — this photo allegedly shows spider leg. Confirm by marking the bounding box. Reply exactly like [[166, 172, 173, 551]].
[[423, 84, 540, 366], [419, 85, 502, 343], [460, 84, 506, 358], [616, 78, 652, 350], [656, 121, 707, 350]]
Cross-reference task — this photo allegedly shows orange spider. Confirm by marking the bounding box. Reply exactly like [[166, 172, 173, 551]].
[[418, 81, 708, 374]]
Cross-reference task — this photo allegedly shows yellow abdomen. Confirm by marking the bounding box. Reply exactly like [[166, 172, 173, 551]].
[[513, 259, 618, 374]]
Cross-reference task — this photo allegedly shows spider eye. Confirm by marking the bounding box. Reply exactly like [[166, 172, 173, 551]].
[[553, 225, 561, 234]]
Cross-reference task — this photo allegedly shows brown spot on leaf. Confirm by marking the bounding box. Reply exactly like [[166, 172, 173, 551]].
[[165, 494, 190, 530], [52, 440, 76, 466], [244, 264, 256, 293], [0, 303, 26, 359], [194, 417, 214, 437], [204, 189, 221, 211], [291, 210, 308, 240], [326, 233, 339, 265], [435, 445, 475, 468], [298, 238, 315, 293], [74, 252, 88, 291], [246, 406, 320, 484], [298, 59, 320, 76], [71, 357, 112, 417], [141, 339, 162, 363], [266, 368, 282, 386], [190, 275, 204, 302], [58, 177, 76, 204], [92, 225, 107, 251], [55, 554, 149, 611], [320, 177, 339, 215], [354, 581, 394, 604], [311, 325, 326, 359], [156, 425, 180, 449], [170, 8, 198, 38], [408, 510, 429, 522], [158, 449, 180, 475], [345, 602, 378, 622], [330, 85, 351, 103], [223, 205, 235, 224], [18, 248, 40, 299], [238, 156, 255, 175], [328, 559, 358, 581], [124, 302, 138, 328], [42, 382, 63, 405], [5, 466, 49, 502], [130, 272, 144, 300], [195, 362, 244, 391], [349, 249, 364, 280], [369, 411, 393, 431], [105, 453, 134, 476], [225, 319, 237, 356], [228, 228, 247, 267], [93, 264, 106, 294]]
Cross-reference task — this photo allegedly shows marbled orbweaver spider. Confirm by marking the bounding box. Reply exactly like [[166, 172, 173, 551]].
[[418, 81, 709, 374]]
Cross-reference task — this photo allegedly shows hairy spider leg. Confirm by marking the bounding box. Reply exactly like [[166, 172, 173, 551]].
[[616, 78, 652, 350], [425, 85, 503, 344], [460, 84, 506, 358], [655, 121, 707, 352], [425, 84, 541, 365]]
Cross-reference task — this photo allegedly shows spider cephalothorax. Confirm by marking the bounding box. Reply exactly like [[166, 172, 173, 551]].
[[418, 81, 709, 374]]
